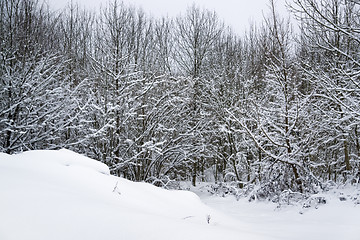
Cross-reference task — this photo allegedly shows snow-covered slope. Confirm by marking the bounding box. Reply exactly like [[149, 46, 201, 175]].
[[1, 149, 359, 240], [0, 149, 270, 240]]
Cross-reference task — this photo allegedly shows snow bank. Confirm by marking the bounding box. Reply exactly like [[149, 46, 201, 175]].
[[8, 148, 110, 175], [0, 149, 270, 240], [3, 149, 357, 240]]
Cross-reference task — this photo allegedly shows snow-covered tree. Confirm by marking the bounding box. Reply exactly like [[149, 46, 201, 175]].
[[0, 0, 77, 153], [293, 0, 360, 183]]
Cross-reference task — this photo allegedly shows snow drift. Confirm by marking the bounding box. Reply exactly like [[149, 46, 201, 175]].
[[0, 149, 270, 240], [1, 149, 359, 240]]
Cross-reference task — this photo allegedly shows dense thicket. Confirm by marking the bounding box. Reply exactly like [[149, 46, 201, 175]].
[[1, 0, 359, 199]]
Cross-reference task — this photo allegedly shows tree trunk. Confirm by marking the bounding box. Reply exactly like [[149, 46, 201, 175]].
[[192, 160, 197, 187], [344, 139, 351, 174]]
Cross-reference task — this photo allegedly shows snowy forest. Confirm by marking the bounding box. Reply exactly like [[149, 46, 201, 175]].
[[1, 0, 360, 201]]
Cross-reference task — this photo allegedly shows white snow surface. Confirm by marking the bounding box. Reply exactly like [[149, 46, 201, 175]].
[[0, 149, 359, 240], [192, 184, 360, 240]]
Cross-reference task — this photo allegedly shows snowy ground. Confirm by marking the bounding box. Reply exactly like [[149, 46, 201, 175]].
[[0, 149, 359, 240], [191, 184, 360, 240]]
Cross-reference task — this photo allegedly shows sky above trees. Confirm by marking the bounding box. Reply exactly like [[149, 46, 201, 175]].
[[46, 0, 289, 34]]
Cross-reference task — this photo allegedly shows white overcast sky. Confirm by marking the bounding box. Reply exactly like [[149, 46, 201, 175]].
[[46, 0, 290, 34]]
